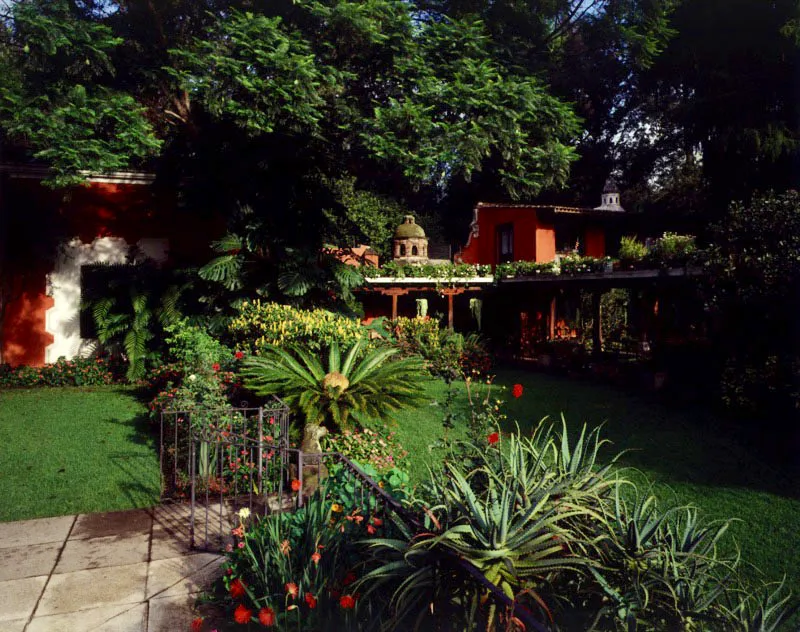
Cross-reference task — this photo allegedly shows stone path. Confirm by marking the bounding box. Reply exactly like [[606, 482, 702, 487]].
[[0, 505, 228, 631]]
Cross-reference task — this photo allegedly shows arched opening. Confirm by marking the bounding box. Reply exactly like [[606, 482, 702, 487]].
[[412, 245, 418, 256], [400, 244, 406, 256]]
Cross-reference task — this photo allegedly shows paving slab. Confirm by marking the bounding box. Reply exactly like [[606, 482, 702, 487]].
[[70, 509, 152, 540], [0, 618, 27, 631], [36, 562, 148, 617], [26, 603, 148, 632], [0, 540, 61, 581], [0, 515, 74, 548], [146, 552, 224, 600], [55, 532, 150, 574], [148, 594, 202, 632], [0, 575, 48, 622]]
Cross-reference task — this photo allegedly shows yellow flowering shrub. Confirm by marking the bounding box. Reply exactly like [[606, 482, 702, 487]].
[[228, 301, 366, 354]]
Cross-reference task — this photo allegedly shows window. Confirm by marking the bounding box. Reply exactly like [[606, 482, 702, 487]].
[[411, 245, 418, 256], [496, 223, 514, 263], [400, 244, 406, 256]]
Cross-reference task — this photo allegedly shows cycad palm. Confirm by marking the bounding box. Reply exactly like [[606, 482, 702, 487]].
[[241, 340, 426, 429]]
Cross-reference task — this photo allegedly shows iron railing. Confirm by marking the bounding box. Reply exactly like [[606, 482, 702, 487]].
[[159, 403, 547, 631]]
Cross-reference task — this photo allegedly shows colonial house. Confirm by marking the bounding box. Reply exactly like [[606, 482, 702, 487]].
[[0, 165, 218, 366]]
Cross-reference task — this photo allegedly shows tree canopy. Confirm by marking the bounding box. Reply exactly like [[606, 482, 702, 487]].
[[1, 0, 798, 276]]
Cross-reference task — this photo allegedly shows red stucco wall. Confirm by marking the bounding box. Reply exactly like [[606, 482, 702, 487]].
[[1, 178, 216, 367], [536, 225, 556, 263], [1, 266, 54, 366], [460, 206, 556, 266]]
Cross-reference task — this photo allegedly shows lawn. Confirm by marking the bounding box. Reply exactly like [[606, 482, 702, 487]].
[[0, 386, 160, 522], [386, 367, 800, 595]]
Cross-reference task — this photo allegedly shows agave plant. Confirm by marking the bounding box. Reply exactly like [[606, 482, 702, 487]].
[[359, 424, 600, 631], [241, 339, 426, 429]]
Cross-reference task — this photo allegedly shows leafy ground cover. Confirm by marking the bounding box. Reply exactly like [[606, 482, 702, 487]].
[[386, 368, 800, 594], [0, 386, 160, 522]]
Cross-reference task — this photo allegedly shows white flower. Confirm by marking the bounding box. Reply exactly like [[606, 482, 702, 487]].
[[188, 374, 197, 382], [238, 507, 251, 520]]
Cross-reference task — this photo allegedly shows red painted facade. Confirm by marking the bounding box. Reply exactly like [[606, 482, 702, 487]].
[[458, 203, 612, 267], [0, 174, 219, 367]]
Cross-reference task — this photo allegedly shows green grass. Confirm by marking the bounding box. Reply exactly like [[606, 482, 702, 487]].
[[0, 386, 160, 522], [386, 368, 800, 595]]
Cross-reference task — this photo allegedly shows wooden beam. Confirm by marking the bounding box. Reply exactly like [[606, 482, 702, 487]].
[[447, 292, 454, 329], [592, 291, 603, 357], [548, 296, 557, 340]]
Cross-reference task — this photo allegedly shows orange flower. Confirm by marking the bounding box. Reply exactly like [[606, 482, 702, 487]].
[[487, 432, 500, 445], [234, 603, 252, 624], [339, 594, 356, 609], [229, 578, 246, 599], [191, 617, 204, 632], [285, 582, 299, 599], [305, 592, 318, 609], [258, 606, 275, 626], [311, 552, 321, 565], [291, 479, 302, 492], [280, 539, 291, 556], [367, 524, 376, 535]]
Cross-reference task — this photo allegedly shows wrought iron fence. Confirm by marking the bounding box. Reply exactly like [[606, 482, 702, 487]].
[[158, 402, 547, 631]]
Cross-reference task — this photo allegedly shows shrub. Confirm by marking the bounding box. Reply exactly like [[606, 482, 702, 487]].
[[362, 261, 492, 280], [322, 426, 409, 473], [558, 253, 609, 274], [391, 316, 492, 379], [228, 301, 367, 355], [147, 321, 244, 421], [358, 420, 798, 631], [0, 356, 118, 388], [648, 231, 697, 265], [619, 235, 648, 261]]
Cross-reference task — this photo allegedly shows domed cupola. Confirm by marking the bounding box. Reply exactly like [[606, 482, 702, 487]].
[[393, 215, 429, 263], [594, 177, 625, 212]]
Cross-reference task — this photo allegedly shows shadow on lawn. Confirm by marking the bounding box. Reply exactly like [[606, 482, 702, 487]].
[[495, 368, 800, 501], [102, 405, 162, 509]]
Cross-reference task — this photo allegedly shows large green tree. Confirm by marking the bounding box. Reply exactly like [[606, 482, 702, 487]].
[[0, 0, 581, 310]]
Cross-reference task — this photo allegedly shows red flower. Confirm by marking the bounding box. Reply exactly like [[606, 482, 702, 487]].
[[367, 524, 376, 535], [512, 383, 524, 398], [343, 571, 357, 586], [372, 517, 383, 527], [340, 594, 356, 609], [212, 363, 221, 372], [235, 351, 244, 360], [234, 604, 252, 624], [229, 578, 246, 599], [488, 432, 500, 445], [290, 479, 302, 492], [311, 552, 321, 565], [305, 592, 318, 609], [191, 617, 204, 632], [285, 582, 299, 599], [258, 607, 275, 626]]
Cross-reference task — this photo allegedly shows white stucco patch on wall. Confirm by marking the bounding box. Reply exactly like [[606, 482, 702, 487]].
[[44, 237, 130, 363]]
